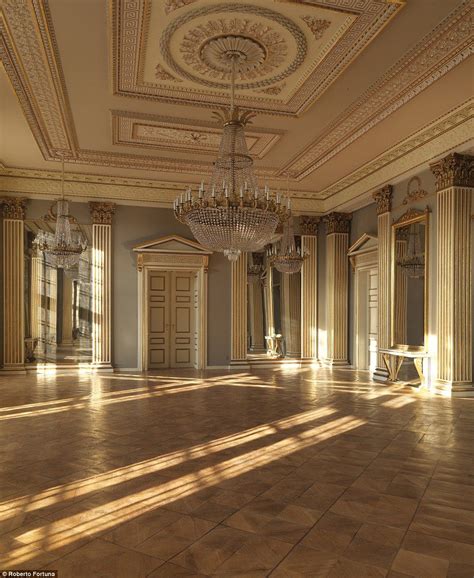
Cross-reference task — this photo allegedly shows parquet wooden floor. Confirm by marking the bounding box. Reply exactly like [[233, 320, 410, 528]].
[[0, 367, 473, 577]]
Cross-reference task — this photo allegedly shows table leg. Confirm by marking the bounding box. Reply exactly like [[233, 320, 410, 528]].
[[414, 357, 424, 386]]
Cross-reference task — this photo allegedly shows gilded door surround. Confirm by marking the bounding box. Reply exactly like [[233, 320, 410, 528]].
[[431, 152, 474, 393], [133, 235, 211, 371], [348, 233, 378, 372]]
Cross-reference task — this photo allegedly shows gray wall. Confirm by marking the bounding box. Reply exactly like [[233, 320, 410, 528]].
[[24, 200, 231, 368]]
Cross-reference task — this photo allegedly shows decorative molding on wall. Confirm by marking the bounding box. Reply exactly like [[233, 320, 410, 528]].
[[393, 207, 429, 225], [283, 1, 473, 179], [402, 176, 428, 205], [373, 185, 393, 215], [324, 211, 352, 234], [430, 152, 474, 191], [112, 110, 283, 158], [112, 0, 401, 116], [321, 99, 474, 211]]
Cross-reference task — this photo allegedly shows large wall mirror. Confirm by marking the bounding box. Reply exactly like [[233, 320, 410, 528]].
[[391, 208, 429, 350], [247, 250, 301, 359], [24, 218, 93, 365]]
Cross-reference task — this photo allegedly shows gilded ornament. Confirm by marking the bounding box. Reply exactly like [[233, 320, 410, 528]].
[[324, 212, 352, 234], [2, 197, 27, 220], [402, 176, 428, 205], [300, 216, 320, 236], [164, 0, 198, 14], [373, 185, 393, 215], [301, 16, 330, 40], [89, 202, 116, 225], [430, 152, 474, 191], [393, 207, 429, 225]]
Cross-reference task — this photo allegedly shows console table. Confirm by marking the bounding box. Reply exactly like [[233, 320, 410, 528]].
[[379, 346, 430, 386]]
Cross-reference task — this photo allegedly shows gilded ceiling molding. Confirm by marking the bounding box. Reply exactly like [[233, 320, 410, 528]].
[[164, 0, 198, 15], [300, 216, 321, 235], [284, 0, 473, 179], [430, 152, 474, 191], [112, 0, 402, 115], [319, 99, 473, 207], [155, 64, 182, 82], [89, 202, 116, 225], [372, 185, 393, 215], [2, 197, 27, 220], [0, 0, 78, 158], [301, 16, 331, 39], [402, 176, 428, 205], [324, 212, 352, 234]]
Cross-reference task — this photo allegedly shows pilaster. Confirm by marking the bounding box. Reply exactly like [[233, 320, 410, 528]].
[[2, 197, 27, 373], [324, 212, 351, 365], [281, 272, 301, 357], [263, 259, 275, 338], [231, 252, 247, 361], [431, 153, 474, 392], [373, 185, 393, 381], [300, 216, 319, 360], [89, 202, 115, 370]]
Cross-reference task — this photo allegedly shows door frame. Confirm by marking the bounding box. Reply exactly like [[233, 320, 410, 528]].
[[133, 236, 212, 371]]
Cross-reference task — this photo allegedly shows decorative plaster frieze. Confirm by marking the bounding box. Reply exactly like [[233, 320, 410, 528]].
[[2, 197, 27, 220], [402, 176, 428, 205], [324, 212, 352, 234], [373, 185, 393, 215], [301, 16, 330, 40], [285, 1, 473, 178], [89, 202, 116, 225], [300, 216, 320, 235], [430, 152, 474, 191]]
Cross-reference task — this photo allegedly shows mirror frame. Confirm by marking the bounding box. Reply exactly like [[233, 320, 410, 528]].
[[390, 207, 430, 351]]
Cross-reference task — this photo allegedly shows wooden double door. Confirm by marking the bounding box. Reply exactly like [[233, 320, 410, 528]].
[[147, 270, 197, 369]]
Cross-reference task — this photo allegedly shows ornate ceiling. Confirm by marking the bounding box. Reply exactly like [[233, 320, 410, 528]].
[[0, 0, 472, 213]]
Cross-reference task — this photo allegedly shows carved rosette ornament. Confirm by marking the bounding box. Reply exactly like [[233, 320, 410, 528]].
[[430, 153, 474, 191], [324, 212, 352, 235], [2, 198, 27, 220], [300, 216, 320, 236], [89, 202, 116, 225], [373, 185, 393, 215]]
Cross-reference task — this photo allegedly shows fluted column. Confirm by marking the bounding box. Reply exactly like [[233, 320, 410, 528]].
[[89, 202, 115, 370], [325, 212, 351, 365], [2, 198, 27, 373], [431, 153, 473, 391], [231, 252, 247, 361], [263, 260, 274, 338], [300, 217, 319, 360], [30, 247, 42, 343], [281, 272, 301, 357], [373, 185, 393, 380], [61, 274, 74, 346], [249, 282, 265, 351], [394, 236, 408, 344]]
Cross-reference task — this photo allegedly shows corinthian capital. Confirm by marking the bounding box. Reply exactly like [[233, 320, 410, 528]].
[[89, 202, 116, 225], [300, 216, 320, 236], [430, 153, 474, 191], [324, 212, 352, 235], [2, 197, 27, 220], [372, 185, 393, 215]]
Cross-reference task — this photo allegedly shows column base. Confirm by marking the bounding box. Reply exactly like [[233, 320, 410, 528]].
[[430, 380, 474, 397], [1, 364, 26, 375], [92, 363, 114, 372], [373, 367, 389, 382], [322, 358, 351, 368]]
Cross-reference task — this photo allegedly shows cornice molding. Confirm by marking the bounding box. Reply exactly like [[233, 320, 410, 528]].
[[89, 202, 116, 225], [300, 216, 320, 236], [1, 197, 27, 220], [373, 185, 393, 215], [430, 152, 474, 191], [324, 212, 352, 234], [283, 1, 473, 180]]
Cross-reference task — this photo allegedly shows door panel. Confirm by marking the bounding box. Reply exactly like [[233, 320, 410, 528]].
[[170, 272, 194, 368], [148, 271, 169, 369]]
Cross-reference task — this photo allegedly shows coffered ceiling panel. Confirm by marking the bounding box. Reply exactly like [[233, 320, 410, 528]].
[[0, 0, 472, 213]]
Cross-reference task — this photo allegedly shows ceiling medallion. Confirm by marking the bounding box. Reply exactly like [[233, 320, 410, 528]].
[[161, 3, 307, 90], [174, 46, 289, 261]]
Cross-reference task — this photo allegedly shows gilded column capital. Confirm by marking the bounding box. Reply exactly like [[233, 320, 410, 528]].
[[89, 202, 116, 225], [324, 212, 352, 235], [430, 153, 474, 191], [2, 197, 27, 220], [300, 216, 320, 236], [372, 185, 393, 215]]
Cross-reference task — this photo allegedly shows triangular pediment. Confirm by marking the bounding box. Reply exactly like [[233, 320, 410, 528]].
[[348, 233, 378, 256], [133, 235, 212, 254]]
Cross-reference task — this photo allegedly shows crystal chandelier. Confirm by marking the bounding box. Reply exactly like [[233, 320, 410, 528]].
[[35, 156, 88, 270], [270, 214, 307, 274], [174, 39, 289, 261], [398, 223, 425, 279]]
